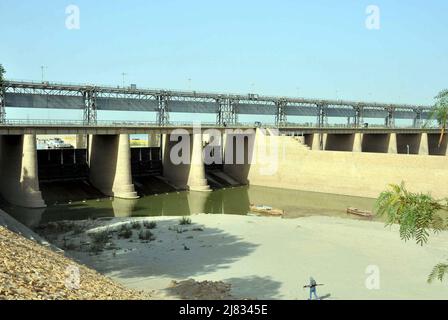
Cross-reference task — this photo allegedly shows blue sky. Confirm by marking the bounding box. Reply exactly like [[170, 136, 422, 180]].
[[1, 0, 447, 123]]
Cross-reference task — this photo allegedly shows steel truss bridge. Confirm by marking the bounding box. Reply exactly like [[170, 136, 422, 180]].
[[0, 80, 433, 128]]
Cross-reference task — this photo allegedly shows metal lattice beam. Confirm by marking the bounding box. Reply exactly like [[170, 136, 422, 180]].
[[157, 95, 169, 126], [317, 104, 328, 128], [2, 80, 436, 126], [353, 105, 364, 127], [83, 89, 97, 125], [385, 108, 395, 128], [275, 100, 287, 127], [217, 98, 237, 126], [0, 85, 5, 124], [413, 109, 422, 128]]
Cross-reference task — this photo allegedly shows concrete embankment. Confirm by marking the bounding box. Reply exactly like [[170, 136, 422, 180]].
[[243, 133, 448, 199], [0, 209, 51, 247]]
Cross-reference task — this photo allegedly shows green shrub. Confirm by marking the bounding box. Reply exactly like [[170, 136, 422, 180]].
[[179, 217, 192, 225], [88, 230, 110, 253], [90, 230, 110, 244], [131, 221, 142, 230], [118, 224, 133, 239], [143, 221, 157, 229], [138, 229, 155, 241]]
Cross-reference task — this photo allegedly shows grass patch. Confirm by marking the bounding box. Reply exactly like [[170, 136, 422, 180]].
[[131, 221, 142, 230], [179, 217, 192, 225], [138, 229, 155, 241], [88, 230, 110, 253], [143, 221, 157, 229], [90, 230, 110, 244], [118, 224, 133, 239]]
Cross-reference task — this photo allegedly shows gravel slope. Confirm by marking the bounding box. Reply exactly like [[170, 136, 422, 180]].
[[0, 225, 151, 300]]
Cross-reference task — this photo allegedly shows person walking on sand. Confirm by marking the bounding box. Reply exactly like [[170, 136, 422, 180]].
[[304, 277, 321, 300]]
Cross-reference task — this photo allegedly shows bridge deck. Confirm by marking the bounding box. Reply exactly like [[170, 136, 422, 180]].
[[0, 119, 442, 135]]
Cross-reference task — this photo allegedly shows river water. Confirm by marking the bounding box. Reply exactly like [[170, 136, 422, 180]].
[[2, 185, 377, 228]]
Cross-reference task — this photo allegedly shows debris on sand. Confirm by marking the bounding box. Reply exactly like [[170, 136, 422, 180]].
[[166, 279, 236, 300]]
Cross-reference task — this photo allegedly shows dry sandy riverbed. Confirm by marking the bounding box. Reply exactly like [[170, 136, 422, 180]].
[[38, 214, 448, 300]]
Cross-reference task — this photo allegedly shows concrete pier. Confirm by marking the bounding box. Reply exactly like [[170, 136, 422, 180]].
[[353, 133, 363, 152], [188, 133, 212, 192], [223, 132, 256, 184], [311, 133, 321, 151], [0, 134, 46, 208], [388, 133, 398, 154], [418, 133, 429, 155], [162, 133, 211, 191], [89, 134, 139, 199]]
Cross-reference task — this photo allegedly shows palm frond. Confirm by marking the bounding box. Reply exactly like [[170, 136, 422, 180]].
[[375, 182, 447, 245], [435, 89, 448, 100], [428, 263, 448, 283]]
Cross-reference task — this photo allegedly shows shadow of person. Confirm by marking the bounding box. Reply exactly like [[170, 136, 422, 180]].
[[320, 293, 332, 300]]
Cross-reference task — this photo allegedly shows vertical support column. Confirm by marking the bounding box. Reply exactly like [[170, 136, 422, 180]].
[[413, 110, 422, 128], [311, 133, 321, 150], [20, 134, 46, 207], [0, 134, 46, 208], [216, 98, 225, 126], [157, 94, 170, 126], [87, 134, 93, 165], [83, 89, 97, 125], [322, 133, 328, 150], [385, 108, 395, 128], [188, 133, 211, 192], [388, 133, 398, 154], [418, 133, 429, 155], [275, 100, 287, 127], [353, 133, 363, 152], [0, 84, 5, 124], [89, 134, 138, 199], [353, 106, 363, 128], [113, 134, 138, 198], [316, 104, 328, 128], [162, 133, 211, 191], [217, 98, 238, 126]]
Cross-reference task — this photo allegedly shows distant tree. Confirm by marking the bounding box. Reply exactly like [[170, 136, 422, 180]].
[[0, 64, 5, 85], [376, 182, 448, 283], [428, 89, 448, 147]]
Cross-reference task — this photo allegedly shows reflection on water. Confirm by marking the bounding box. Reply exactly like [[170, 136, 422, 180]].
[[2, 185, 377, 227]]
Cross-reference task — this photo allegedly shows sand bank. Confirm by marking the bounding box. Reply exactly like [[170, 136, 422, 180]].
[[49, 214, 447, 300]]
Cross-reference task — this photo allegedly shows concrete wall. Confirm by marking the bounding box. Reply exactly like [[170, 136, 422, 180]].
[[244, 130, 448, 199], [89, 134, 138, 199], [0, 135, 46, 208]]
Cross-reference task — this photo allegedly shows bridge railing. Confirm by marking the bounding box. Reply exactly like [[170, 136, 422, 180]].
[[1, 119, 256, 128], [0, 118, 439, 129]]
